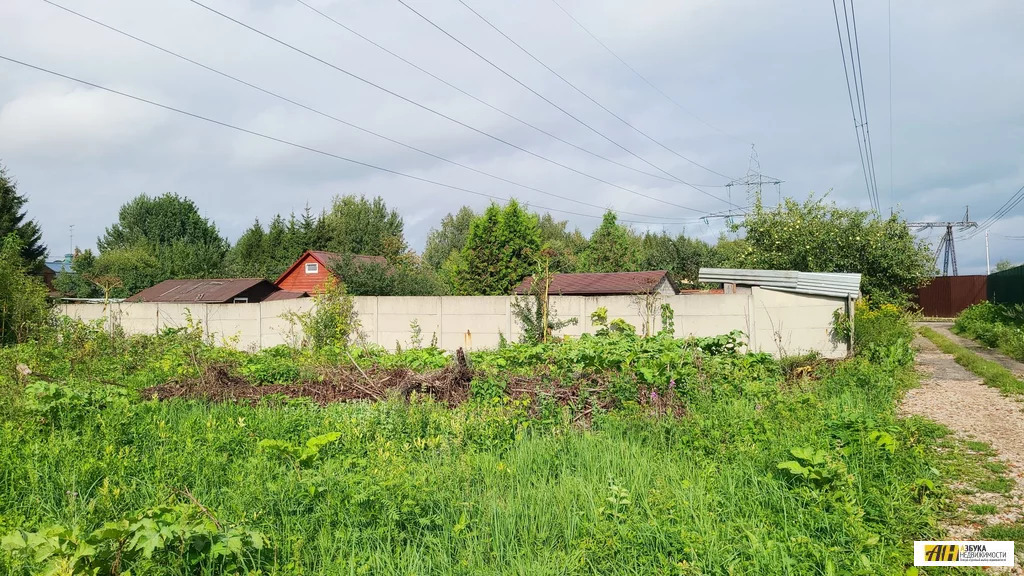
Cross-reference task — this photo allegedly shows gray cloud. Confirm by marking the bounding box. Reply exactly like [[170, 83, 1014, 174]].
[[1, 0, 1021, 273]]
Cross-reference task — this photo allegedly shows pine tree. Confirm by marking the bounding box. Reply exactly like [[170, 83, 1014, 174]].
[[580, 212, 637, 273], [450, 200, 541, 295], [0, 165, 46, 270]]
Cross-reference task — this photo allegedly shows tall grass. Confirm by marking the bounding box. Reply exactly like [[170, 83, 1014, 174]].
[[0, 319, 949, 574], [952, 301, 1024, 361]]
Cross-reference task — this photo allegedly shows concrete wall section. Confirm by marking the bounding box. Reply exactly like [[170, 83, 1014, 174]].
[[439, 296, 509, 351], [376, 296, 442, 350], [667, 293, 752, 342], [751, 287, 845, 358], [60, 291, 849, 358], [258, 298, 315, 349]]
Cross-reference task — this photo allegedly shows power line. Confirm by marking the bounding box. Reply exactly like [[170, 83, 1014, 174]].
[[451, 0, 738, 190], [393, 0, 737, 208], [965, 184, 1024, 239], [0, 53, 706, 226], [848, 0, 881, 211], [973, 188, 1024, 234], [186, 0, 707, 214], [831, 0, 876, 212], [546, 0, 748, 146], [290, 0, 711, 190], [38, 0, 695, 224], [887, 0, 893, 209]]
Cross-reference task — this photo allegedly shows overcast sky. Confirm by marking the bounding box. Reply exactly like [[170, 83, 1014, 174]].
[[1, 0, 1022, 273]]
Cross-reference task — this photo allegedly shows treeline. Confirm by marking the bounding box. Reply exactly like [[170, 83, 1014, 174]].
[[1, 161, 935, 306], [52, 191, 736, 299]]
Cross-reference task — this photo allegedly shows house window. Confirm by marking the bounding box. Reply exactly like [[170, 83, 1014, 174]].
[[233, 297, 248, 303], [305, 262, 319, 274]]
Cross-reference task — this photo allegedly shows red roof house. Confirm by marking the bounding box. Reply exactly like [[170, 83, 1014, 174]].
[[275, 250, 387, 293], [514, 270, 677, 296]]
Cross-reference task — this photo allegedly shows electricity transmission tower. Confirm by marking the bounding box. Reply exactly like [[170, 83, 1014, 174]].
[[907, 207, 978, 276], [724, 145, 783, 206]]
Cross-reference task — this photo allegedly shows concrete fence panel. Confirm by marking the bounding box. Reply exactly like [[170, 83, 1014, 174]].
[[375, 296, 442, 350], [258, 299, 315, 349], [752, 287, 845, 358], [666, 293, 752, 341], [58, 291, 849, 358]]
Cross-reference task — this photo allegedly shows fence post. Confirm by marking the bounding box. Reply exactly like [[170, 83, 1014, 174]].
[[438, 296, 444, 349], [374, 297, 380, 347], [747, 290, 758, 353], [257, 302, 263, 351]]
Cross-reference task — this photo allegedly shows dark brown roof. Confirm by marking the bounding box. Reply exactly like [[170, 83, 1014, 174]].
[[514, 270, 675, 296], [274, 250, 388, 285], [263, 289, 308, 301], [127, 278, 274, 303]]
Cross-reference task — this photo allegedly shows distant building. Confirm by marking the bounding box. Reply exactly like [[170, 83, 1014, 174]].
[[126, 278, 305, 304], [275, 250, 387, 293], [514, 270, 677, 296], [42, 254, 73, 294]]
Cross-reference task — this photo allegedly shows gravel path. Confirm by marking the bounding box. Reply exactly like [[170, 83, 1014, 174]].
[[902, 334, 1024, 558], [926, 321, 1024, 378]]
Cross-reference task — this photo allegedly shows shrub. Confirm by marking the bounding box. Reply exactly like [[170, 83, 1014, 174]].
[[0, 234, 50, 345], [854, 300, 913, 351], [285, 276, 360, 350], [241, 346, 302, 384], [842, 299, 916, 367], [953, 301, 1024, 360]]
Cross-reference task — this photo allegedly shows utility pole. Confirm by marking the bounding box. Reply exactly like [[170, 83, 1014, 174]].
[[986, 231, 991, 274], [907, 207, 978, 276]]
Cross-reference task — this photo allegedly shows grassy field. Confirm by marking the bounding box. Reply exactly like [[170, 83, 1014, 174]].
[[0, 311, 952, 575]]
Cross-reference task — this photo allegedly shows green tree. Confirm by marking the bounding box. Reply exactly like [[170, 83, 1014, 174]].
[[227, 206, 331, 280], [0, 234, 50, 345], [995, 259, 1015, 272], [579, 212, 638, 273], [727, 194, 934, 305], [0, 164, 46, 270], [710, 235, 748, 268], [537, 213, 587, 273], [636, 232, 677, 273], [329, 255, 444, 296], [322, 195, 406, 259], [292, 205, 327, 253], [98, 193, 228, 281], [55, 247, 160, 299], [423, 206, 475, 271], [91, 247, 161, 298], [448, 200, 541, 295], [54, 250, 100, 298]]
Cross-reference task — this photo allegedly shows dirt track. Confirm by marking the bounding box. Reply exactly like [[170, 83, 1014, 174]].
[[902, 332, 1024, 564], [928, 322, 1024, 378]]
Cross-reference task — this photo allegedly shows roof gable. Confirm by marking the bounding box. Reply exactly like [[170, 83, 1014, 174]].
[[275, 250, 388, 285]]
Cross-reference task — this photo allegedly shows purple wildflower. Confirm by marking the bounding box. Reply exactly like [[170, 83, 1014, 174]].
[[650, 390, 658, 403], [668, 379, 676, 390]]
